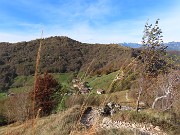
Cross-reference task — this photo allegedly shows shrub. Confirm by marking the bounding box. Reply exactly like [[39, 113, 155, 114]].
[[31, 72, 62, 117], [0, 115, 8, 126], [4, 92, 31, 123]]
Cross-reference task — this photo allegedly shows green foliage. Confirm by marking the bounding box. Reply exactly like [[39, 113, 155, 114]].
[[141, 19, 168, 77], [0, 93, 7, 101], [7, 75, 34, 94], [10, 75, 34, 88], [5, 73, 73, 95], [55, 95, 67, 112], [0, 65, 17, 92]]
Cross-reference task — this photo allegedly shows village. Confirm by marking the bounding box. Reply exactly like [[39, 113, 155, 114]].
[[72, 78, 105, 95]]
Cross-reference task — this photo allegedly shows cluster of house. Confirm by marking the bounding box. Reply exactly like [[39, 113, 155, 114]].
[[72, 79, 90, 94], [72, 79, 105, 95]]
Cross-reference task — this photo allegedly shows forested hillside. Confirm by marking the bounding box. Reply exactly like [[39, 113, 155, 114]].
[[0, 36, 131, 92]]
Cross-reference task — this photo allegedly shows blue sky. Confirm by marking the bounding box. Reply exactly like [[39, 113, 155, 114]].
[[0, 0, 179, 43]]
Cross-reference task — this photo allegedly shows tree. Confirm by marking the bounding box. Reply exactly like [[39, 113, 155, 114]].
[[151, 71, 179, 110], [31, 72, 62, 116], [135, 19, 169, 111], [135, 77, 143, 112], [141, 19, 168, 77], [4, 92, 31, 122]]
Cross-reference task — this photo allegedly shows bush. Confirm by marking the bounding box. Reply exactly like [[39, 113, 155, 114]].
[[4, 92, 31, 123], [0, 115, 8, 126], [31, 72, 62, 117]]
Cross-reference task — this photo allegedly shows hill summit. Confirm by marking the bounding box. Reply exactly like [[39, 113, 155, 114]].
[[0, 36, 131, 92]]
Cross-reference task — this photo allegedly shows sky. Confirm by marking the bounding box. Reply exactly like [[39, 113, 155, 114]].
[[0, 0, 179, 43]]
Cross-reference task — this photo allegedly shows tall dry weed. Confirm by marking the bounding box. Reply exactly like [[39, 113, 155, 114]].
[[31, 30, 44, 135]]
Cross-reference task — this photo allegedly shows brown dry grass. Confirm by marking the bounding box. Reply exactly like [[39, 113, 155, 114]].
[[0, 105, 82, 135]]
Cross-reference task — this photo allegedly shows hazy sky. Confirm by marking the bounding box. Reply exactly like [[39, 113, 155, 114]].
[[0, 0, 179, 43]]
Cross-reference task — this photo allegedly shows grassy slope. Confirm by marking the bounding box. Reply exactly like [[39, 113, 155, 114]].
[[4, 71, 126, 94], [0, 103, 178, 135], [0, 71, 135, 134], [7, 73, 74, 93], [0, 105, 81, 135], [0, 73, 75, 103], [86, 71, 118, 90], [53, 73, 74, 89], [0, 105, 134, 135], [0, 72, 179, 134], [1, 71, 135, 107]]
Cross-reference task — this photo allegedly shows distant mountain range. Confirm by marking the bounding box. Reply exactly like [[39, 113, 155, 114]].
[[120, 42, 180, 51]]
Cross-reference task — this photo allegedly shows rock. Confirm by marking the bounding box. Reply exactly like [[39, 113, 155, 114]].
[[102, 117, 112, 125], [110, 109, 116, 116], [107, 102, 115, 109], [100, 102, 116, 116], [146, 127, 151, 131], [100, 123, 104, 128], [120, 106, 133, 111], [132, 123, 136, 128], [80, 107, 101, 128], [101, 105, 111, 116], [154, 126, 160, 131]]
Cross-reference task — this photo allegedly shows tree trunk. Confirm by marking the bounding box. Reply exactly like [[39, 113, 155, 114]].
[[151, 95, 167, 109], [136, 86, 142, 112]]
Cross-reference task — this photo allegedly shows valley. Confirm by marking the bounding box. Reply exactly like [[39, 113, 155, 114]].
[[0, 36, 179, 135]]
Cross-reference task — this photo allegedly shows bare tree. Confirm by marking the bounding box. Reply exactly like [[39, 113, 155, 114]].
[[136, 80, 143, 112], [4, 92, 31, 123], [152, 71, 179, 110]]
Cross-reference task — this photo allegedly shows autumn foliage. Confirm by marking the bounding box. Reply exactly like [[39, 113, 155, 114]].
[[32, 72, 61, 116]]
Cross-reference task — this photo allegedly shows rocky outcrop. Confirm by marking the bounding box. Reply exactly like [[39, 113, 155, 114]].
[[80, 106, 167, 135], [99, 102, 133, 116], [100, 117, 167, 135], [80, 107, 100, 128]]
